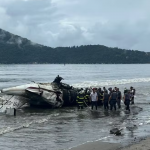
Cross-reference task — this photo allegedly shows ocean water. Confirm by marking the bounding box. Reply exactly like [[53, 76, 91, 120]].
[[0, 64, 150, 150]]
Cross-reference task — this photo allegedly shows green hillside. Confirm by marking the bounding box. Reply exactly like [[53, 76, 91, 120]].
[[0, 29, 150, 64]]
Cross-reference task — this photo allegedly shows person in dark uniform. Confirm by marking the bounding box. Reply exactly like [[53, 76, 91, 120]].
[[124, 90, 131, 111], [53, 75, 64, 84], [124, 88, 128, 94], [108, 87, 113, 95], [103, 90, 109, 110], [116, 88, 122, 109], [109, 90, 117, 111], [98, 88, 103, 106], [76, 90, 85, 109], [103, 87, 108, 93], [108, 87, 113, 108]]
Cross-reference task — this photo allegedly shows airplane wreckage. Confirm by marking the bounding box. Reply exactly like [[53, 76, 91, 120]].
[[0, 76, 79, 114]]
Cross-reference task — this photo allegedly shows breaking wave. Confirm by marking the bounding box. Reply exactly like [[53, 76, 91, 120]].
[[72, 78, 150, 88]]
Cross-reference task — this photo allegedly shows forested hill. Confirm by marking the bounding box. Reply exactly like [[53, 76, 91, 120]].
[[0, 28, 150, 64]]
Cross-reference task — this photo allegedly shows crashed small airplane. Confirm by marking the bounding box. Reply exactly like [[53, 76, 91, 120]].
[[0, 76, 78, 113]]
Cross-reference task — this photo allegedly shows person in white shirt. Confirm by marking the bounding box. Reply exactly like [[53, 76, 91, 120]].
[[90, 88, 98, 110], [130, 86, 135, 104]]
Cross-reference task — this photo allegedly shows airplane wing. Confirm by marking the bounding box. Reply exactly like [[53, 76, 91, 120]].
[[25, 87, 43, 95]]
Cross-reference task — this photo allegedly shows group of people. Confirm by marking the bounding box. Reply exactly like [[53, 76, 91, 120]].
[[76, 86, 135, 111]]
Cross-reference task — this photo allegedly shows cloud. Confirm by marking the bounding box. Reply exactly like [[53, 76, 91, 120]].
[[0, 0, 150, 51]]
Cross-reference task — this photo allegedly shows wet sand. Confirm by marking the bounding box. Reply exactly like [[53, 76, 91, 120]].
[[70, 141, 121, 150], [70, 137, 150, 150], [120, 138, 150, 150]]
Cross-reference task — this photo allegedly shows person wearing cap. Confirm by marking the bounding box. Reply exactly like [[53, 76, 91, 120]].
[[76, 90, 85, 109], [90, 88, 98, 110], [109, 89, 117, 111]]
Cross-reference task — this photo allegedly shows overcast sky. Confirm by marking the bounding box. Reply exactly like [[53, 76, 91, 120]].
[[0, 0, 150, 51]]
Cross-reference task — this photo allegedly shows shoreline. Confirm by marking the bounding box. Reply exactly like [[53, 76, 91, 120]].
[[69, 136, 150, 150], [119, 137, 150, 150], [69, 141, 122, 150]]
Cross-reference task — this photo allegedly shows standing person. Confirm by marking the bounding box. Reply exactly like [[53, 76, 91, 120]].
[[114, 87, 117, 92], [116, 88, 122, 109], [108, 87, 113, 95], [130, 86, 135, 104], [103, 87, 108, 93], [90, 88, 98, 110], [84, 88, 90, 106], [109, 90, 117, 111], [98, 88, 103, 106], [103, 90, 109, 110], [108, 87, 113, 108], [124, 90, 131, 111], [124, 88, 128, 94], [53, 75, 64, 84], [76, 90, 85, 109]]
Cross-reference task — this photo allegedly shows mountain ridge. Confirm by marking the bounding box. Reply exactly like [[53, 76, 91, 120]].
[[0, 28, 150, 64]]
